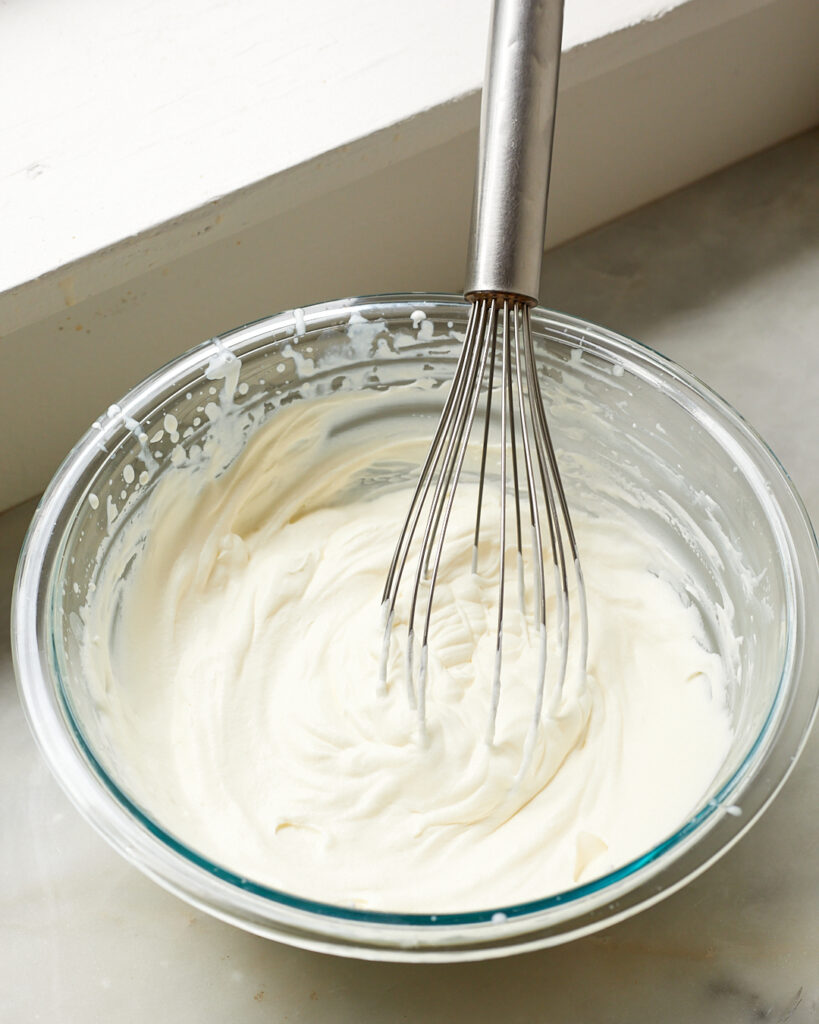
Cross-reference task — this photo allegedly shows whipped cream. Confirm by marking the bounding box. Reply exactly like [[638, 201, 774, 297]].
[[81, 386, 733, 912]]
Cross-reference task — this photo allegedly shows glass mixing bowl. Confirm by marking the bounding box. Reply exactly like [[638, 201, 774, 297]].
[[13, 295, 819, 961]]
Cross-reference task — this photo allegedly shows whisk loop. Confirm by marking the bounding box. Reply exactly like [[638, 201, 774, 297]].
[[379, 298, 588, 746]]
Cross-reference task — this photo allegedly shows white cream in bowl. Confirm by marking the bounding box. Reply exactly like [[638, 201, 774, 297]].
[[78, 376, 734, 913]]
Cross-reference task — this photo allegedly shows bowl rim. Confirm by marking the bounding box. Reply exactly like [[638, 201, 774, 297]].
[[12, 293, 819, 960]]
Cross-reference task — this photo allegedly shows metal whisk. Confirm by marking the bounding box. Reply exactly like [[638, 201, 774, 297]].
[[380, 0, 587, 745]]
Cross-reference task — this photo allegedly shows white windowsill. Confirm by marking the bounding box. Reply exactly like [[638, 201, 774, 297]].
[[0, 0, 801, 324]]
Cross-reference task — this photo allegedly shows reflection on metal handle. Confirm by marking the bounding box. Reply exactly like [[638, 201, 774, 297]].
[[464, 0, 564, 304]]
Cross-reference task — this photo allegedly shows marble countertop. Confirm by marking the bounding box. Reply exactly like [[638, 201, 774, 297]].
[[2, 130, 817, 1022]]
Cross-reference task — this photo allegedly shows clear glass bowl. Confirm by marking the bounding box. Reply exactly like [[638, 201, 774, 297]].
[[12, 295, 819, 961]]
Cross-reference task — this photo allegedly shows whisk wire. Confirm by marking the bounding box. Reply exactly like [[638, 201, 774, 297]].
[[379, 303, 483, 702], [512, 307, 549, 722], [381, 303, 479, 605], [405, 333, 483, 711], [522, 318, 571, 711], [504, 305, 525, 597], [415, 302, 498, 739], [526, 315, 590, 709], [472, 299, 499, 574], [486, 300, 510, 743], [423, 300, 496, 580]]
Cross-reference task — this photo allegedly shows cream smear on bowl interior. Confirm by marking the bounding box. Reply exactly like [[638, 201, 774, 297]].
[[73, 310, 739, 914]]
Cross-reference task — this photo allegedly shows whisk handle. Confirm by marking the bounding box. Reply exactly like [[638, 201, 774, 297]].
[[464, 0, 564, 305]]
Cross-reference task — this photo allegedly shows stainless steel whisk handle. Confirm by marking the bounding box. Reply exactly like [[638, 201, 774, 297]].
[[464, 0, 564, 305]]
